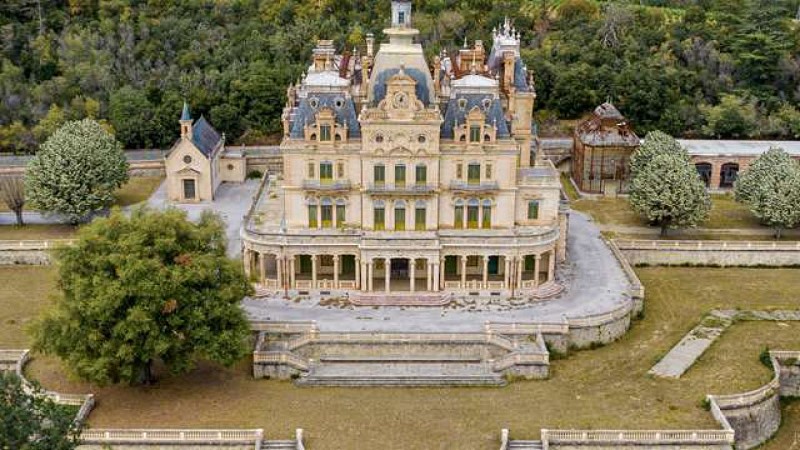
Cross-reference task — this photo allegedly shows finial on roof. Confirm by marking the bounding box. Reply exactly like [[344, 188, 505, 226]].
[[463, 36, 468, 48], [470, 62, 477, 75], [398, 63, 406, 76], [180, 101, 191, 121]]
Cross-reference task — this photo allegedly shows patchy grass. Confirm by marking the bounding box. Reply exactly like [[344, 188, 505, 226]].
[[560, 173, 580, 201], [705, 194, 762, 230], [0, 266, 57, 347], [0, 224, 76, 240], [572, 196, 646, 228], [112, 176, 163, 207], [4, 267, 799, 449]]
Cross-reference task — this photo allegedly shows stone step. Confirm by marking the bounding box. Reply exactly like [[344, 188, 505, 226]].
[[318, 355, 484, 363], [261, 440, 298, 449], [508, 440, 544, 450], [296, 362, 505, 386]]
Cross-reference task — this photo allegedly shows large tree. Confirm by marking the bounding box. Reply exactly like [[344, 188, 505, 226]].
[[629, 134, 711, 236], [628, 130, 685, 178], [33, 207, 252, 385], [25, 119, 129, 224], [0, 371, 81, 450], [734, 147, 800, 239], [0, 175, 26, 225]]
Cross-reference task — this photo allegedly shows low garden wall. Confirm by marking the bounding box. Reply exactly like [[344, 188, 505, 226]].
[[615, 239, 800, 267], [0, 240, 74, 265]]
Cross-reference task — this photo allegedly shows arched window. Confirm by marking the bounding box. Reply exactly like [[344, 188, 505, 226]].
[[320, 197, 333, 228], [720, 163, 739, 188], [308, 198, 319, 228], [335, 199, 346, 228], [374, 200, 385, 231], [467, 198, 479, 229], [482, 199, 492, 229], [415, 200, 426, 231], [695, 163, 712, 188], [454, 199, 464, 229], [394, 200, 406, 231]]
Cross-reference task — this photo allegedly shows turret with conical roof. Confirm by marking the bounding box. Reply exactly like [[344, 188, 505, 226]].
[[180, 101, 193, 140]]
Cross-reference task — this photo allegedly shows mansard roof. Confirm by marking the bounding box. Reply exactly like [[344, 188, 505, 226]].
[[441, 94, 511, 139], [289, 93, 361, 139], [513, 57, 532, 93], [372, 67, 432, 107], [192, 116, 223, 157]]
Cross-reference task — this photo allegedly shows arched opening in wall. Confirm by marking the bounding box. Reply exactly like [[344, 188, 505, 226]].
[[720, 163, 739, 188], [695, 162, 712, 187]]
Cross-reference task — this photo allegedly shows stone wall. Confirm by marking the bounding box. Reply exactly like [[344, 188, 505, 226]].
[[777, 354, 800, 397], [78, 445, 254, 450], [0, 249, 51, 265], [545, 445, 732, 450], [718, 393, 781, 450], [616, 240, 800, 267]]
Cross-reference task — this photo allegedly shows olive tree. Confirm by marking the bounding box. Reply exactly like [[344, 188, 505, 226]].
[[25, 119, 129, 224], [628, 130, 684, 178], [629, 133, 711, 236], [33, 207, 252, 385], [734, 147, 800, 239], [0, 175, 25, 225]]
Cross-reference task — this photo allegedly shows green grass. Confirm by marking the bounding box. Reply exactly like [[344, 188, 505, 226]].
[[0, 266, 794, 449], [0, 224, 77, 240], [0, 266, 58, 347], [112, 176, 163, 207]]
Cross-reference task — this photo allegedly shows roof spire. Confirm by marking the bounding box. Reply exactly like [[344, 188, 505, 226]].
[[180, 101, 191, 122]]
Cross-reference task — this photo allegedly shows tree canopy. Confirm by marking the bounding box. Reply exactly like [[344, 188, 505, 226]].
[[0, 371, 81, 450], [25, 119, 129, 224], [734, 147, 800, 238], [33, 207, 252, 385], [1, 0, 799, 151], [629, 133, 711, 235]]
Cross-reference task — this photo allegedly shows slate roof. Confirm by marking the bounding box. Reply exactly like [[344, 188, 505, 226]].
[[575, 103, 639, 148], [441, 94, 511, 139], [372, 67, 432, 106], [289, 94, 361, 139], [513, 57, 531, 93], [181, 101, 191, 121], [191, 116, 223, 157]]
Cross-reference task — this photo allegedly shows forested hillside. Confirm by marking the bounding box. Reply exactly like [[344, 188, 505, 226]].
[[0, 0, 799, 152]]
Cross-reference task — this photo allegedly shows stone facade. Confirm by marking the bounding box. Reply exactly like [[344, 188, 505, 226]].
[[241, 2, 567, 300], [615, 239, 800, 267]]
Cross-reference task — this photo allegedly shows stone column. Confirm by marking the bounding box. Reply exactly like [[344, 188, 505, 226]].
[[243, 249, 252, 279], [504, 257, 511, 290], [482, 255, 489, 288], [460, 255, 467, 289], [289, 257, 296, 289], [384, 257, 391, 293], [355, 256, 361, 290], [333, 255, 339, 288], [367, 260, 374, 292], [478, 204, 484, 229], [433, 262, 440, 292], [426, 260, 432, 291], [259, 252, 266, 285], [409, 259, 415, 293], [276, 256, 283, 287], [332, 205, 337, 229], [317, 204, 322, 229], [548, 250, 556, 283], [311, 255, 318, 288], [534, 254, 541, 288], [710, 162, 721, 190], [516, 256, 523, 291]]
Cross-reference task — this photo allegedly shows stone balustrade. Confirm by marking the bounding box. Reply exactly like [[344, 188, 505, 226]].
[[540, 429, 735, 444], [615, 239, 800, 267]]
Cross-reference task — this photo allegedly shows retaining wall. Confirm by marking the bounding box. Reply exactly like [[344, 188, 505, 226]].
[[616, 240, 800, 267], [0, 248, 51, 265], [776, 353, 800, 397]]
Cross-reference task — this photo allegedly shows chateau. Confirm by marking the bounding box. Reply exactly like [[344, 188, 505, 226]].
[[241, 0, 567, 300]]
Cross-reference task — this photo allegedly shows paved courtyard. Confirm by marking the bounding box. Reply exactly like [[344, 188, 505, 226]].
[[243, 211, 631, 331], [147, 179, 261, 258]]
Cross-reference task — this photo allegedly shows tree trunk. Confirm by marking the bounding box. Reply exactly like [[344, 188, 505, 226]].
[[138, 359, 154, 385], [775, 227, 782, 240], [13, 207, 23, 226], [660, 224, 668, 237]]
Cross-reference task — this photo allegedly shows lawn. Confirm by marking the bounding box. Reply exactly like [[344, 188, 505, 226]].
[[0, 267, 791, 449], [0, 266, 58, 347], [0, 224, 77, 240], [112, 176, 163, 207], [570, 192, 790, 234]]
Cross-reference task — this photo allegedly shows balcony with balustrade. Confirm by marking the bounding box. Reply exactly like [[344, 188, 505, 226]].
[[448, 179, 500, 193], [365, 182, 437, 195], [302, 178, 352, 192]]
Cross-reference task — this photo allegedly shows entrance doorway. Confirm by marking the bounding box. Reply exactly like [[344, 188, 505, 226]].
[[391, 258, 409, 279], [182, 178, 196, 200]]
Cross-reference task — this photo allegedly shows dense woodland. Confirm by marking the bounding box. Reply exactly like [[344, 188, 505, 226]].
[[0, 0, 799, 152]]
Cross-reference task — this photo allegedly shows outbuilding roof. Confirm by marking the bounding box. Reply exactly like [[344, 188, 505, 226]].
[[191, 116, 223, 157]]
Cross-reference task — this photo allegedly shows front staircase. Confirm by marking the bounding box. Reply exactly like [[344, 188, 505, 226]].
[[297, 359, 504, 386], [508, 440, 544, 450]]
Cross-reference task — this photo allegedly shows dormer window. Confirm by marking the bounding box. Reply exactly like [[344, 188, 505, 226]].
[[469, 125, 481, 142], [320, 125, 332, 141]]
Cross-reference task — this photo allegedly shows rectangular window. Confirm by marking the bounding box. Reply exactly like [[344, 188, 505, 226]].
[[308, 162, 315, 178], [394, 206, 406, 231], [454, 205, 464, 229], [470, 125, 481, 142], [182, 179, 196, 200], [456, 163, 463, 179], [395, 164, 406, 187], [321, 204, 333, 228], [415, 207, 426, 231], [482, 204, 491, 228], [308, 205, 318, 228], [468, 164, 481, 185], [485, 164, 492, 179], [415, 165, 427, 185], [320, 124, 332, 141], [527, 200, 540, 220], [337, 162, 345, 178], [336, 204, 345, 228], [320, 162, 333, 182], [374, 207, 385, 231], [398, 11, 405, 24], [467, 205, 479, 229], [374, 165, 385, 185]]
